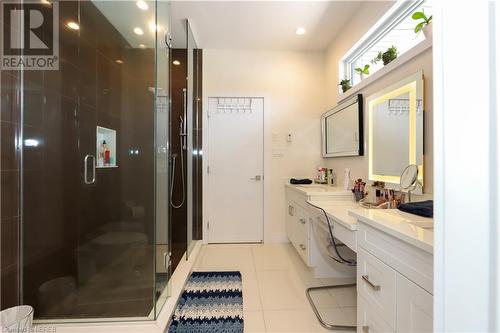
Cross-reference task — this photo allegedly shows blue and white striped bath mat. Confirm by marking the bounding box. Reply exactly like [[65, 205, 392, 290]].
[[168, 271, 243, 333]]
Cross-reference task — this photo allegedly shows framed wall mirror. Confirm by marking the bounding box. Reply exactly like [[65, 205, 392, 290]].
[[368, 71, 424, 191], [321, 94, 363, 158]]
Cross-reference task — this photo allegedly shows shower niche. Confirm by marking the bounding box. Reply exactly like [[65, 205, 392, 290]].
[[96, 126, 117, 168]]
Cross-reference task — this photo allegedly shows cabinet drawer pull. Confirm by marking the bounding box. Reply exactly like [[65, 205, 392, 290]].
[[299, 218, 306, 224], [362, 325, 370, 333], [362, 275, 381, 291], [299, 244, 306, 251], [288, 205, 294, 216]]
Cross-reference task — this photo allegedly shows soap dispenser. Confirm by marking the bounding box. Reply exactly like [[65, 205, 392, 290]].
[[343, 168, 351, 190]]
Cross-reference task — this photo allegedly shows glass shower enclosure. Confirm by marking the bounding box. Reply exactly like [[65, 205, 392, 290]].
[[0, 0, 172, 322]]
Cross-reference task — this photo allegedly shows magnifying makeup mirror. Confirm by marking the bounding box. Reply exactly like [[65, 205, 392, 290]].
[[400, 164, 419, 202]]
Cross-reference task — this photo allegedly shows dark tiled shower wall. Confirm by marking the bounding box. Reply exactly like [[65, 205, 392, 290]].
[[1, 1, 155, 316], [1, 69, 21, 310], [170, 49, 188, 271]]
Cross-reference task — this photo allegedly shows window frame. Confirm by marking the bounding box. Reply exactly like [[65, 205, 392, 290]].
[[339, 0, 426, 90]]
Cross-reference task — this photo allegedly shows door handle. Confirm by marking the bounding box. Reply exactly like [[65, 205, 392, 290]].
[[362, 325, 370, 333], [362, 275, 381, 291], [84, 154, 96, 184], [250, 175, 261, 181]]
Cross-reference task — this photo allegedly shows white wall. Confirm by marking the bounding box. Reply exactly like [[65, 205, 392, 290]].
[[203, 49, 325, 242], [202, 1, 434, 242], [322, 1, 434, 193]]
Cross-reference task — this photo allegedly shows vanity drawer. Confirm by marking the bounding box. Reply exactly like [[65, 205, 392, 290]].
[[293, 227, 310, 265], [357, 223, 433, 294], [296, 211, 308, 236], [357, 294, 395, 333], [357, 247, 396, 327]]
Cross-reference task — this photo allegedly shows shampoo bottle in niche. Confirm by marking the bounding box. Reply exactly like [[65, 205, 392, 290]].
[[343, 168, 351, 190], [103, 140, 110, 166], [98, 140, 105, 166]]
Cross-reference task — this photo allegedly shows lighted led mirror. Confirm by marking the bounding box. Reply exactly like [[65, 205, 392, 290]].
[[367, 71, 424, 191]]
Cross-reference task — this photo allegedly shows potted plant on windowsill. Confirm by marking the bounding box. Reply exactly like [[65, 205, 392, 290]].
[[371, 46, 398, 66], [339, 79, 351, 93], [412, 9, 433, 39], [354, 64, 370, 80]]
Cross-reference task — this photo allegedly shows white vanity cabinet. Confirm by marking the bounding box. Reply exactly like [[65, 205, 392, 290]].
[[356, 221, 433, 333], [285, 185, 353, 267], [396, 274, 433, 333], [286, 187, 313, 265], [286, 197, 311, 265]]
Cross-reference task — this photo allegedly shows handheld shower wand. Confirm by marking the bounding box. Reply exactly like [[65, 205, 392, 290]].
[[180, 88, 187, 150], [170, 88, 188, 208]]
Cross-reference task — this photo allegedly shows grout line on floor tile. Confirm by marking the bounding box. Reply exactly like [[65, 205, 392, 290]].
[[250, 246, 266, 331]]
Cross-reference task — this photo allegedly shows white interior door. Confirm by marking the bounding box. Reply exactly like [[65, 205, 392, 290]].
[[207, 97, 264, 243]]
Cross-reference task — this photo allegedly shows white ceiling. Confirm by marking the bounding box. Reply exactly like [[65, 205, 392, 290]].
[[92, 1, 391, 52], [171, 1, 366, 51]]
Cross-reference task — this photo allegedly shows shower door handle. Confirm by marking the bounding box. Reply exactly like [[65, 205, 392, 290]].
[[84, 154, 96, 184]]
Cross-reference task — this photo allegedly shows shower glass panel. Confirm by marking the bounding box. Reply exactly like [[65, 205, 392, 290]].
[[186, 20, 195, 258], [154, 0, 171, 318], [186, 20, 202, 258], [14, 0, 170, 322], [170, 22, 187, 272]]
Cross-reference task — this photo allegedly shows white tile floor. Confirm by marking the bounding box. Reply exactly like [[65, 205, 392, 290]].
[[192, 243, 357, 333]]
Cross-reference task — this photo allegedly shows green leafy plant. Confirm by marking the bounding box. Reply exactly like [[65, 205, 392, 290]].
[[371, 46, 398, 66], [354, 64, 370, 75], [412, 10, 432, 33], [339, 79, 351, 93]]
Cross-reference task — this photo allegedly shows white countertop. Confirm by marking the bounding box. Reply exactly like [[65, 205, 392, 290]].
[[348, 208, 433, 254], [286, 183, 352, 196], [307, 200, 358, 231], [305, 198, 434, 254]]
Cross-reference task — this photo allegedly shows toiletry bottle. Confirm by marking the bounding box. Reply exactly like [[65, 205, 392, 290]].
[[98, 141, 105, 166], [331, 169, 337, 187], [103, 140, 110, 165], [326, 169, 331, 185], [343, 168, 351, 190], [319, 168, 325, 183]]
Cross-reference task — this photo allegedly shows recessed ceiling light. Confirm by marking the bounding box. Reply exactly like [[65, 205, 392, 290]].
[[66, 21, 80, 30], [138, 44, 146, 49], [136, 0, 148, 10], [295, 27, 306, 36], [40, 0, 51, 6], [115, 59, 124, 64], [172, 60, 181, 66], [134, 27, 144, 35]]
